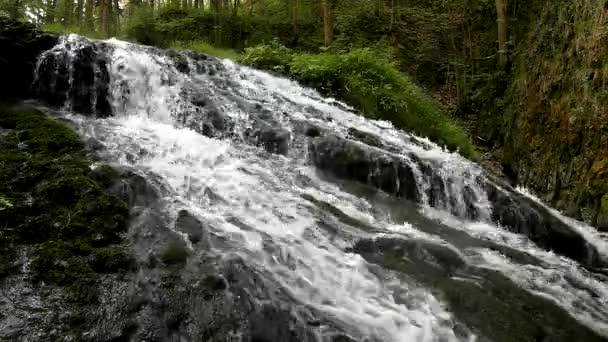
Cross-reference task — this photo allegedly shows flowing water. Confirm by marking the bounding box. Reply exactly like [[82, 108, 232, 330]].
[[28, 35, 608, 341]]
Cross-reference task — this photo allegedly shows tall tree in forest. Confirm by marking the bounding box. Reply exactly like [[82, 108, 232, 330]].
[[100, 0, 113, 35], [84, 0, 94, 29], [293, 0, 299, 41], [45, 0, 57, 23], [495, 0, 507, 66], [322, 0, 333, 47], [74, 0, 84, 23], [57, 0, 74, 24]]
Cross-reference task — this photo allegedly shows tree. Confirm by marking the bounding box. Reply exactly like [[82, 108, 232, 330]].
[[495, 0, 507, 67], [100, 0, 112, 35], [322, 0, 333, 47]]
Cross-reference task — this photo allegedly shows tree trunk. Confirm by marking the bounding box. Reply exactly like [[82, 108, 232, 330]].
[[293, 0, 298, 37], [322, 0, 333, 47], [389, 0, 394, 32], [46, 0, 57, 23], [84, 0, 94, 28], [100, 0, 112, 36], [495, 0, 507, 67], [74, 0, 84, 23]]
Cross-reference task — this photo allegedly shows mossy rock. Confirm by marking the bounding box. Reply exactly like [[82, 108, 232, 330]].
[[0, 104, 131, 300]]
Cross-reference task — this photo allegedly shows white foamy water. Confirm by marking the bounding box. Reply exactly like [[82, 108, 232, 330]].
[[38, 35, 608, 340]]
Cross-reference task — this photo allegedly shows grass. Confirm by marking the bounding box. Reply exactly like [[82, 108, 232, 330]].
[[241, 43, 478, 160], [171, 40, 241, 60]]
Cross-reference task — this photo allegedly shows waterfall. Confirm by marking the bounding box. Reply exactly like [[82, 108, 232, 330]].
[[27, 35, 608, 341]]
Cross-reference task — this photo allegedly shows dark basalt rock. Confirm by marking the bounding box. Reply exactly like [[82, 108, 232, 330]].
[[310, 134, 605, 268], [244, 112, 291, 156], [0, 17, 58, 100], [175, 209, 206, 245], [33, 39, 113, 117], [486, 182, 605, 269], [310, 134, 419, 201]]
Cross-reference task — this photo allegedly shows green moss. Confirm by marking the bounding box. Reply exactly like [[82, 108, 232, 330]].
[[0, 104, 130, 302], [241, 45, 477, 160]]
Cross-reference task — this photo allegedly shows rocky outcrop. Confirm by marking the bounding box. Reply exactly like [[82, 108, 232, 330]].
[[309, 133, 606, 268], [0, 17, 58, 100]]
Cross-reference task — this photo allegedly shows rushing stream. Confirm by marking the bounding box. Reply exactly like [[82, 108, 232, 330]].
[[24, 35, 608, 341]]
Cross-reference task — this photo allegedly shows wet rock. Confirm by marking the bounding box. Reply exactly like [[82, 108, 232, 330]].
[[347, 127, 383, 148], [486, 182, 605, 268], [354, 237, 467, 276], [90, 166, 159, 208], [34, 38, 112, 117], [166, 49, 190, 74], [310, 135, 419, 201], [175, 209, 206, 245], [245, 118, 291, 155]]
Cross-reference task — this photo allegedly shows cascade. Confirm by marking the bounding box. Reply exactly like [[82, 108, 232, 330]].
[[11, 34, 608, 341]]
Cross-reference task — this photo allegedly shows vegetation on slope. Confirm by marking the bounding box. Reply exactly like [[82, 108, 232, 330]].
[[241, 42, 477, 159], [0, 104, 131, 302]]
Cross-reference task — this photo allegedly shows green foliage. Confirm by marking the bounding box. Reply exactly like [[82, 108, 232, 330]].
[[241, 44, 477, 159], [122, 5, 165, 46], [43, 22, 106, 39], [172, 40, 240, 60], [240, 39, 294, 71], [0, 105, 130, 302]]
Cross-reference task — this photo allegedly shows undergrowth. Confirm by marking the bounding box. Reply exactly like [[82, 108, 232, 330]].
[[172, 40, 240, 60]]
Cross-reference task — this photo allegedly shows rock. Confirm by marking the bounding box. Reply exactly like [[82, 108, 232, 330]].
[[175, 209, 206, 245], [347, 127, 383, 148], [244, 117, 291, 155], [486, 181, 605, 268], [166, 49, 190, 74], [90, 166, 159, 208], [309, 135, 419, 201], [34, 38, 112, 117], [0, 17, 58, 100]]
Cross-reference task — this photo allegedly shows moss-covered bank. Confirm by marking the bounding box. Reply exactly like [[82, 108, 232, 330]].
[[0, 104, 131, 302], [490, 0, 608, 230]]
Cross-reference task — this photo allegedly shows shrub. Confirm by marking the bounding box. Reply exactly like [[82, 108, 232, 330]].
[[240, 39, 294, 72]]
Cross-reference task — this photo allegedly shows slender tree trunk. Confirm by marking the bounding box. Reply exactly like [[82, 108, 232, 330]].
[[84, 0, 94, 28], [113, 0, 120, 33], [293, 0, 298, 37], [100, 0, 112, 36], [74, 0, 84, 23], [46, 0, 57, 23], [322, 0, 333, 47], [249, 0, 253, 15], [495, 0, 507, 67]]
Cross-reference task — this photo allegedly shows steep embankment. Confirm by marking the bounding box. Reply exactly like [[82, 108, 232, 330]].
[[500, 1, 608, 230]]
